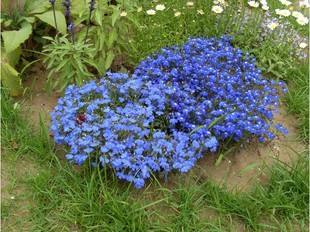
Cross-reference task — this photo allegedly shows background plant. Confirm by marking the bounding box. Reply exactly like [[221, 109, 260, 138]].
[[42, 0, 138, 92], [42, 35, 99, 91], [0, 0, 67, 96]]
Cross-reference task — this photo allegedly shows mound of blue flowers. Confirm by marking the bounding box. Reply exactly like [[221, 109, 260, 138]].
[[51, 36, 287, 188]]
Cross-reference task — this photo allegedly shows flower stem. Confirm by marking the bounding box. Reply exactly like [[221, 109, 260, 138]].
[[52, 4, 58, 31]]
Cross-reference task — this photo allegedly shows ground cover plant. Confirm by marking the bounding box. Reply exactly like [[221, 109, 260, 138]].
[[51, 36, 288, 188], [1, 0, 309, 231]]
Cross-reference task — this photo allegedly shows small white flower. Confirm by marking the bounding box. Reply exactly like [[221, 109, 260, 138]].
[[248, 1, 259, 8], [292, 11, 305, 18], [174, 11, 181, 17], [260, 0, 267, 4], [212, 5, 224, 13], [262, 4, 269, 10], [299, 42, 308, 48], [186, 1, 194, 7], [296, 16, 309, 25], [300, 0, 310, 8], [197, 9, 204, 15], [10, 196, 15, 200], [155, 4, 166, 11], [137, 7, 143, 12], [279, 0, 292, 6], [120, 11, 127, 17], [214, 0, 228, 7], [275, 9, 291, 17], [146, 9, 156, 15], [267, 22, 279, 30]]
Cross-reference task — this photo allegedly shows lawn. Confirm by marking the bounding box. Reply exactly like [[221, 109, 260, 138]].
[[1, 0, 309, 231]]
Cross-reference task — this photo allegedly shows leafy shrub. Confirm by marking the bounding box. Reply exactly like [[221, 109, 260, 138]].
[[43, 0, 137, 91], [51, 37, 287, 188], [43, 35, 99, 91]]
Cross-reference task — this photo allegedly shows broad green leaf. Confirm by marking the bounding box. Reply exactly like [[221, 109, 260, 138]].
[[71, 0, 88, 17], [105, 51, 115, 70], [107, 29, 117, 49], [35, 10, 67, 34], [1, 22, 32, 53], [1, 61, 23, 96], [24, 16, 36, 24], [4, 48, 21, 66], [111, 7, 120, 27], [24, 0, 50, 15]]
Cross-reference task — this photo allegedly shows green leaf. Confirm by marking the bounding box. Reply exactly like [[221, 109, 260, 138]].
[[239, 163, 258, 176], [215, 153, 224, 167], [111, 6, 120, 27], [1, 61, 23, 96], [35, 10, 67, 34], [2, 23, 32, 54], [71, 0, 88, 17], [94, 9, 103, 26], [24, 0, 50, 15], [107, 29, 117, 49], [105, 51, 115, 70], [2, 48, 21, 66]]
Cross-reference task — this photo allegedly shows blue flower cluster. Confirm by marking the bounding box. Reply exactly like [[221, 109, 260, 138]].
[[51, 36, 287, 188]]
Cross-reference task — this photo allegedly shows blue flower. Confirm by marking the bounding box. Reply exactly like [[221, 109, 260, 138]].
[[50, 36, 287, 189]]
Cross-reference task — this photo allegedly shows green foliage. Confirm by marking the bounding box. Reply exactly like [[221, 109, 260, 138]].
[[74, 2, 138, 74], [0, 0, 66, 96], [35, 10, 67, 34], [43, 35, 99, 92]]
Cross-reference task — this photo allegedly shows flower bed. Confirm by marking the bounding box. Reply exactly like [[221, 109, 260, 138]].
[[51, 36, 287, 188]]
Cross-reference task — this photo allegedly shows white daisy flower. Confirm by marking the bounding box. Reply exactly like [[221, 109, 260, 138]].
[[146, 9, 156, 15], [296, 16, 309, 25], [197, 9, 204, 15], [248, 1, 259, 7], [155, 4, 166, 11], [275, 9, 291, 17], [292, 11, 304, 19], [299, 42, 308, 48], [212, 5, 224, 13], [186, 1, 194, 7], [279, 0, 292, 6], [262, 5, 269, 10], [174, 11, 181, 17], [120, 11, 127, 17], [300, 0, 310, 8]]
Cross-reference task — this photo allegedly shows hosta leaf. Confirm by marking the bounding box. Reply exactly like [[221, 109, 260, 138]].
[[0, 61, 23, 96], [2, 47, 21, 66], [1, 22, 32, 53], [35, 10, 67, 34], [24, 0, 50, 15]]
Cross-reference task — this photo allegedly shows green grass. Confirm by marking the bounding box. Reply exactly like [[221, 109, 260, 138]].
[[1, 93, 309, 231]]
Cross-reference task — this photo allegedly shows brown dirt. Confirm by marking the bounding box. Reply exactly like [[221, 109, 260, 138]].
[[163, 107, 306, 191]]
